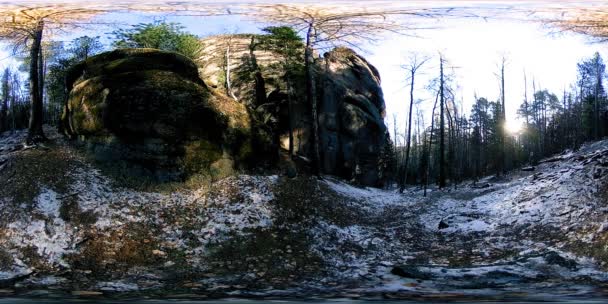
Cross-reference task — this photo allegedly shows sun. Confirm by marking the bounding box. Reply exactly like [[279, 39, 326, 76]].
[[504, 119, 523, 135]]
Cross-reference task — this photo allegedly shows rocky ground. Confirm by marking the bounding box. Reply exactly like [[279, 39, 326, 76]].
[[1, 127, 608, 301]]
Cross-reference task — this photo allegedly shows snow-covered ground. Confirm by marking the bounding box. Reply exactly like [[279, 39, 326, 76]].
[[319, 140, 608, 294], [1, 127, 608, 299]]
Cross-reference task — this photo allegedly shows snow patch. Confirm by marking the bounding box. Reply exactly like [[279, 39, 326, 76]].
[[35, 188, 60, 218], [6, 219, 73, 265], [97, 281, 140, 292], [323, 177, 416, 212]]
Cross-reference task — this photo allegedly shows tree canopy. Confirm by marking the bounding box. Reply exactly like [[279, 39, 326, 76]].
[[110, 21, 201, 59]]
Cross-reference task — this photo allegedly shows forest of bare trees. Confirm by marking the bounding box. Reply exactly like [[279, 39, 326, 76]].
[[389, 51, 608, 192]]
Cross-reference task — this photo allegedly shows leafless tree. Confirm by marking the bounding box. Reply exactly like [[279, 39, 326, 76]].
[[494, 55, 508, 176], [0, 4, 114, 143], [400, 53, 429, 192], [438, 55, 447, 188]]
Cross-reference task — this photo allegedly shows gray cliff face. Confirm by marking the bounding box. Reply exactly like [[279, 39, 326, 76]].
[[317, 47, 388, 187]]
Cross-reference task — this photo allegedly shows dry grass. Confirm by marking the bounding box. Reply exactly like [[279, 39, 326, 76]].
[[67, 222, 164, 277]]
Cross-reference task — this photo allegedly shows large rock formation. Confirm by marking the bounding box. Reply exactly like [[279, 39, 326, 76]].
[[199, 36, 389, 186], [198, 35, 311, 158], [62, 48, 258, 181], [318, 48, 389, 187], [62, 41, 389, 186]]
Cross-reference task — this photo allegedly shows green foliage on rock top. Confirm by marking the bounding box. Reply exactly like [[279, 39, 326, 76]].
[[65, 48, 202, 90], [258, 26, 304, 58], [110, 21, 201, 60], [257, 26, 305, 87]]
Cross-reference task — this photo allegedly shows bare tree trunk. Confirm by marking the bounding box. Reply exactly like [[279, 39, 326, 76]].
[[225, 42, 238, 101], [286, 73, 295, 157], [0, 70, 8, 133], [445, 104, 455, 189], [563, 88, 568, 150], [0, 96, 7, 133], [281, 46, 295, 157], [39, 42, 45, 124], [11, 79, 17, 133], [595, 60, 600, 139], [401, 68, 416, 192], [416, 108, 422, 184], [59, 69, 72, 137], [393, 114, 398, 148], [499, 58, 506, 175], [305, 24, 321, 176], [532, 79, 539, 162], [422, 128, 428, 196], [523, 70, 530, 164], [439, 56, 446, 189], [523, 71, 529, 127], [26, 20, 46, 144], [426, 90, 439, 196]]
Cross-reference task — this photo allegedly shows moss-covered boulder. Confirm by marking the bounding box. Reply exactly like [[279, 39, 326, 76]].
[[62, 48, 257, 181]]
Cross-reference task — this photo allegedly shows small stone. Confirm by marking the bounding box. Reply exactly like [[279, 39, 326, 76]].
[[183, 282, 202, 288], [438, 220, 449, 230], [24, 290, 49, 296], [593, 168, 604, 179], [152, 249, 166, 256], [391, 265, 434, 280], [164, 261, 175, 267], [71, 290, 103, 296], [285, 165, 297, 178], [166, 294, 202, 298]]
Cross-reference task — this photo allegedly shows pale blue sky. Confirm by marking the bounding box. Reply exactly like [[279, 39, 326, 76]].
[[1, 6, 606, 140]]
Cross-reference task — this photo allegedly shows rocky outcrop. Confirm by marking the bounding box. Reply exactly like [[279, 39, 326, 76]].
[[62, 48, 258, 181], [61, 42, 389, 185], [198, 35, 311, 159], [199, 36, 389, 186], [317, 48, 388, 187], [198, 34, 280, 100]]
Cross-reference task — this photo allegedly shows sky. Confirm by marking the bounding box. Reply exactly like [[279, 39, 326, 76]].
[[366, 17, 608, 139], [1, 2, 607, 141]]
